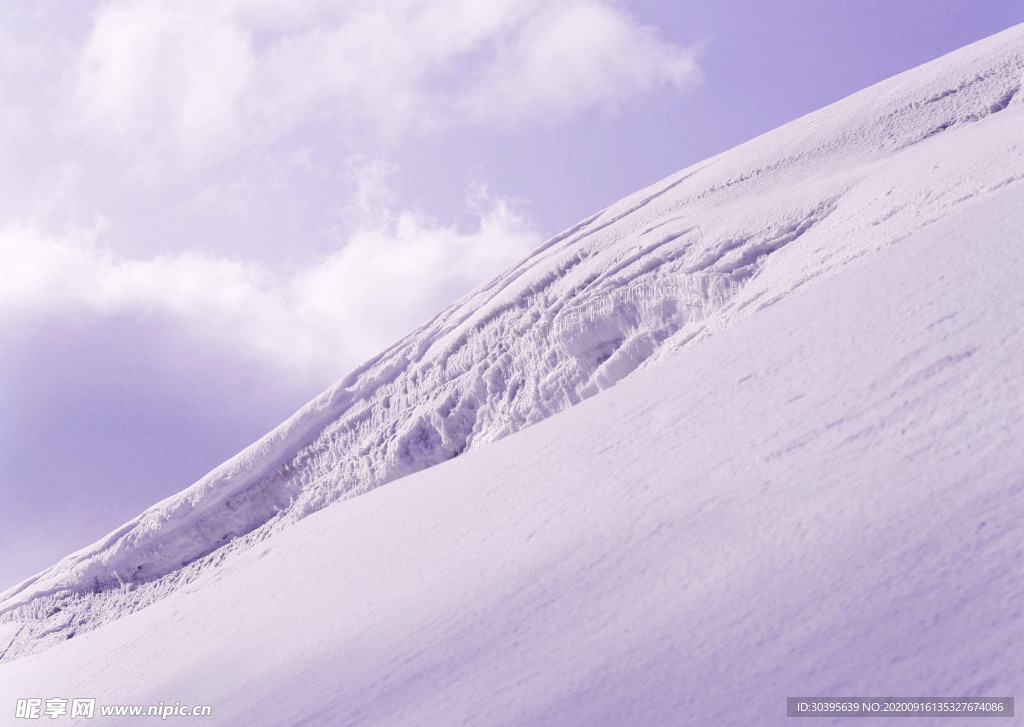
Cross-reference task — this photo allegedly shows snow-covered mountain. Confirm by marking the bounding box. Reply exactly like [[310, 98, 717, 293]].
[[1, 23, 1023, 723]]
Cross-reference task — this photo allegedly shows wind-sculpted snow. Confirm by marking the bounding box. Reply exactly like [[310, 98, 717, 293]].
[[2, 23, 1023, 662]]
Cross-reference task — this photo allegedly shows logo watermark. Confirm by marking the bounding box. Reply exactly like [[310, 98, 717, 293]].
[[15, 698, 211, 720]]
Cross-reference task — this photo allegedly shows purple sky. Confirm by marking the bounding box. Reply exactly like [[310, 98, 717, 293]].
[[2, 1, 1022, 591]]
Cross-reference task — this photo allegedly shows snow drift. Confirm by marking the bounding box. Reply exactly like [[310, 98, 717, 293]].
[[1, 22, 1023, 692]]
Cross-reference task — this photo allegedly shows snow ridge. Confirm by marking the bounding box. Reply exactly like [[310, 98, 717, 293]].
[[2, 23, 1023, 662]]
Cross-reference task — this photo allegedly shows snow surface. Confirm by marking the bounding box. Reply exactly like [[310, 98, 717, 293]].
[[0, 22, 1023, 724], [1, 174, 1022, 727]]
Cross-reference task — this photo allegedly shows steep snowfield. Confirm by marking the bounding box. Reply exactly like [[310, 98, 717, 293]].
[[1, 22, 1023, 670], [1, 180, 1022, 726]]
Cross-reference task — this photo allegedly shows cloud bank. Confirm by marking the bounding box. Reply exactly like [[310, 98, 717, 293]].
[[0, 0, 703, 395], [0, 189, 538, 386]]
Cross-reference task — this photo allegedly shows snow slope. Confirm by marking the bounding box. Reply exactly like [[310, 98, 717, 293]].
[[1, 177, 1022, 726], [1, 21, 1023, 671]]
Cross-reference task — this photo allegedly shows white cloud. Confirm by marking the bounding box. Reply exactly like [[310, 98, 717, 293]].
[[0, 190, 540, 386], [76, 1, 254, 164], [464, 2, 701, 123], [296, 188, 536, 356], [72, 0, 700, 164]]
